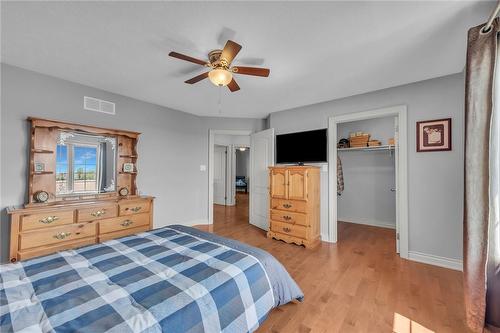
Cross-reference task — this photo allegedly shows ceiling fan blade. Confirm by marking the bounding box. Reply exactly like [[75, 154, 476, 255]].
[[233, 66, 270, 77], [227, 78, 240, 92], [169, 51, 208, 66], [184, 72, 209, 84], [220, 40, 242, 65]]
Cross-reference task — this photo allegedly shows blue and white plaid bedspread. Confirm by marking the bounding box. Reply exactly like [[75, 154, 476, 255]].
[[0, 225, 301, 333]]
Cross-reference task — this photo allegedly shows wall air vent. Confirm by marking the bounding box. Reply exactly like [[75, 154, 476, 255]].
[[84, 96, 115, 115]]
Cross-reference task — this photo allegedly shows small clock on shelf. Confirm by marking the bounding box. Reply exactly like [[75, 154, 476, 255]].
[[118, 187, 129, 196], [34, 190, 49, 203]]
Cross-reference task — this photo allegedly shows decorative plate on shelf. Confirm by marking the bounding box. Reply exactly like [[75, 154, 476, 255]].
[[34, 162, 45, 173], [123, 163, 135, 173]]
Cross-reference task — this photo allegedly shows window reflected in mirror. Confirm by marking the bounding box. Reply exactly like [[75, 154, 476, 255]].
[[55, 131, 116, 196]]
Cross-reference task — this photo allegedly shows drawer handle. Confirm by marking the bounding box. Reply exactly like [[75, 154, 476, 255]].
[[53, 232, 71, 240], [283, 227, 292, 233], [120, 220, 134, 227], [283, 204, 292, 209], [91, 209, 106, 217], [128, 207, 142, 213], [283, 215, 292, 221], [39, 216, 59, 224]]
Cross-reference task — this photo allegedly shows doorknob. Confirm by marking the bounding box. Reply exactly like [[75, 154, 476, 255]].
[[390, 188, 396, 192]]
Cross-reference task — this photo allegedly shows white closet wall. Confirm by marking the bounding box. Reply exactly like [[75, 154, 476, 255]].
[[337, 117, 396, 229]]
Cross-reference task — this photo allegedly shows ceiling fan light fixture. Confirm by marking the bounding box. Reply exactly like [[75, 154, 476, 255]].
[[208, 68, 233, 87]]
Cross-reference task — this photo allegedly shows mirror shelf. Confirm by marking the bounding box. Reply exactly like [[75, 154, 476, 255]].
[[27, 117, 141, 207]]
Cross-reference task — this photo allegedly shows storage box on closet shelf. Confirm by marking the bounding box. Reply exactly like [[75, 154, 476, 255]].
[[368, 140, 382, 147], [349, 132, 370, 148]]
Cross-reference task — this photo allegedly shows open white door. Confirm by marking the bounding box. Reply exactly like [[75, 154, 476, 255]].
[[394, 117, 400, 253], [250, 128, 275, 230], [214, 145, 227, 205]]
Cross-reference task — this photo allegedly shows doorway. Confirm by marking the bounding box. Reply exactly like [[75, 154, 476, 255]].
[[328, 105, 409, 258], [208, 129, 275, 230], [208, 130, 252, 229], [213, 144, 228, 205], [336, 116, 398, 251], [235, 146, 250, 204]]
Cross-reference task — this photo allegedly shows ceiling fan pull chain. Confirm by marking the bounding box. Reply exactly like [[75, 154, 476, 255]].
[[218, 86, 222, 114]]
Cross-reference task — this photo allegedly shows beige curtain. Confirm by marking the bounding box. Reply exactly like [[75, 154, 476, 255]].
[[464, 18, 500, 333]]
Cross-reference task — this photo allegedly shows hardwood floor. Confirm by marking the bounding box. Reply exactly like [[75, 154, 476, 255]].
[[206, 193, 468, 333]]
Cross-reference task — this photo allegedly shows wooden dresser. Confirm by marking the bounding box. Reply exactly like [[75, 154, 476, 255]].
[[267, 165, 320, 248], [8, 196, 154, 262]]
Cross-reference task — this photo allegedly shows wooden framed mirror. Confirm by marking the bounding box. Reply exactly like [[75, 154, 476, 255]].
[[28, 117, 140, 206]]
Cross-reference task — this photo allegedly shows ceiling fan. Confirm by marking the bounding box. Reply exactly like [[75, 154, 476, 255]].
[[168, 40, 270, 92]]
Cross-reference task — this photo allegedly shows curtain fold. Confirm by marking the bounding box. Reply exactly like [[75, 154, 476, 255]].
[[464, 18, 500, 333], [98, 142, 106, 192]]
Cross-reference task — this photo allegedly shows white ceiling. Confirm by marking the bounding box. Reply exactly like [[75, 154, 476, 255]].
[[1, 1, 494, 119]]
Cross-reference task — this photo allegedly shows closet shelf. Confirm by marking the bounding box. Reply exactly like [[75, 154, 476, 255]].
[[338, 145, 395, 152]]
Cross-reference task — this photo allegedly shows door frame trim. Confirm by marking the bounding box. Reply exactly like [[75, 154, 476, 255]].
[[213, 144, 229, 206], [208, 129, 253, 225], [327, 105, 409, 259]]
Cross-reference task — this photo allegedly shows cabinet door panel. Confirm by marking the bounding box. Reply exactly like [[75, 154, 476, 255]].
[[287, 169, 308, 201], [270, 169, 287, 199]]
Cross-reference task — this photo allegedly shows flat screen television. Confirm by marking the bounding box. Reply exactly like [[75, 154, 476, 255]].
[[276, 129, 327, 164]]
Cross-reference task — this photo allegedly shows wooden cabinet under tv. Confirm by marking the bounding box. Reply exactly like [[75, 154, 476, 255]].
[[267, 165, 320, 248]]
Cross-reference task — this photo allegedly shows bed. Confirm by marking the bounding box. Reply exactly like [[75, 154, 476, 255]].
[[235, 176, 248, 193], [0, 225, 303, 333]]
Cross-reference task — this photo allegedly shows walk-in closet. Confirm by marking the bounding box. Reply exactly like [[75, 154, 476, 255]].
[[336, 116, 398, 250]]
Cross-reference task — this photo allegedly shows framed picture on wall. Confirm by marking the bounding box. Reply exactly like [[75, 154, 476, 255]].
[[416, 118, 452, 152]]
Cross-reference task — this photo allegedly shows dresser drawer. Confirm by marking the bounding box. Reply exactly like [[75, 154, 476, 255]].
[[18, 238, 96, 261], [99, 213, 150, 234], [271, 199, 307, 213], [78, 205, 117, 222], [119, 201, 150, 216], [270, 220, 307, 239], [271, 210, 308, 226], [21, 210, 74, 231], [99, 225, 150, 242], [19, 223, 96, 250]]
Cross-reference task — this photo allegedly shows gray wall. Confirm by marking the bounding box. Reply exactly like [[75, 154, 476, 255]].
[[337, 117, 396, 228], [236, 149, 250, 178], [270, 73, 464, 261], [0, 64, 265, 262]]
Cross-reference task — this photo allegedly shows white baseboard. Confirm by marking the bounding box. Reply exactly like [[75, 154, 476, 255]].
[[339, 217, 396, 229], [176, 219, 210, 227], [320, 233, 333, 242], [408, 251, 463, 271]]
